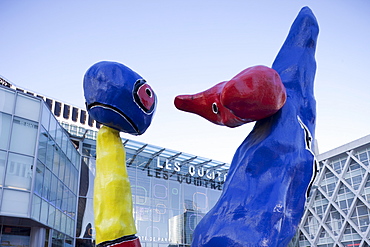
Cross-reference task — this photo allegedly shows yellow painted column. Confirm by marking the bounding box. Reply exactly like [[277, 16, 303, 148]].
[[94, 126, 136, 245]]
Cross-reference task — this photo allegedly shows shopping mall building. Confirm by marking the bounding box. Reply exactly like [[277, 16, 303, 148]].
[[0, 77, 369, 247]]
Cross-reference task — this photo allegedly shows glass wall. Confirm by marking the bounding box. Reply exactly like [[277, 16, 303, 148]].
[[0, 85, 80, 247], [76, 137, 227, 247]]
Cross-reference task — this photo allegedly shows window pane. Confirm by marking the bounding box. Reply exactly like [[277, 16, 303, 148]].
[[56, 181, 64, 209], [32, 195, 42, 221], [53, 147, 61, 176], [63, 104, 70, 120], [5, 153, 33, 190], [50, 174, 58, 206], [37, 127, 48, 164], [72, 107, 78, 122], [61, 132, 68, 154], [55, 126, 63, 150], [64, 161, 71, 187], [66, 217, 73, 237], [67, 191, 75, 218], [48, 116, 57, 140], [62, 189, 69, 213], [59, 156, 66, 182], [45, 138, 54, 170], [34, 161, 45, 196], [55, 209, 62, 231], [43, 168, 52, 200], [54, 101, 61, 117], [1, 189, 30, 216], [80, 110, 86, 124], [61, 213, 67, 234], [0, 89, 15, 114], [70, 168, 77, 194], [48, 204, 56, 227], [14, 94, 40, 122], [41, 103, 51, 129], [40, 199, 49, 225], [0, 113, 12, 150], [9, 117, 38, 156], [0, 150, 6, 186]]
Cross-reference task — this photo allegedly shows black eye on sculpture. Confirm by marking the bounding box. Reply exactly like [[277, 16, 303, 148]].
[[212, 102, 219, 114], [145, 88, 153, 98]]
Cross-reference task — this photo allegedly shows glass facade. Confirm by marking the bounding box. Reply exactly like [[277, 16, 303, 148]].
[[75, 132, 228, 247], [0, 85, 80, 246]]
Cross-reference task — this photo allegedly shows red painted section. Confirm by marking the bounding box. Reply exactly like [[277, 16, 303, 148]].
[[137, 84, 155, 111], [106, 237, 142, 247], [174, 65, 286, 127]]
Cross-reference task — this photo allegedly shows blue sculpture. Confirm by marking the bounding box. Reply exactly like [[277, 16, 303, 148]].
[[175, 7, 318, 247], [84, 61, 156, 135]]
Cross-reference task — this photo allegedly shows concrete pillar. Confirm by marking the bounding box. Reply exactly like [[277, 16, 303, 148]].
[[30, 227, 47, 247]]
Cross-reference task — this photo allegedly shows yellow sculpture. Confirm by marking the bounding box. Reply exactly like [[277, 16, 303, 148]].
[[94, 126, 136, 244]]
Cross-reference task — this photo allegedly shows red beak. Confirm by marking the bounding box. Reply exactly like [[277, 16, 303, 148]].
[[174, 66, 286, 128]]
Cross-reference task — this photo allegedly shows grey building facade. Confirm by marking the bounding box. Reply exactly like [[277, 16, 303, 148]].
[[291, 136, 370, 247]]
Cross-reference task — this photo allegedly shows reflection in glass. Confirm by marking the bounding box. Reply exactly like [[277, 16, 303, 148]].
[[153, 184, 168, 199], [5, 153, 33, 190], [193, 192, 208, 212]]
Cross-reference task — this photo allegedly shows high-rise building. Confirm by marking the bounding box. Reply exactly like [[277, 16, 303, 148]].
[[0, 78, 80, 246], [291, 135, 370, 247]]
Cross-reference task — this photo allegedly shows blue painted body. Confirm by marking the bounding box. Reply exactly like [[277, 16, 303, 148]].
[[83, 61, 156, 135], [191, 7, 318, 247]]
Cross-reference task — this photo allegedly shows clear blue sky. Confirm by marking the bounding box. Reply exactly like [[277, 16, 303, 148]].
[[1, 0, 370, 163]]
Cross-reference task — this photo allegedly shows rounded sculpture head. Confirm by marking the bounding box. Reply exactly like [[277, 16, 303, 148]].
[[83, 61, 157, 135]]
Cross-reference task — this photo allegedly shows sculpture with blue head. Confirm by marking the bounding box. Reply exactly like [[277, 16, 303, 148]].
[[84, 61, 156, 135], [84, 61, 156, 247]]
